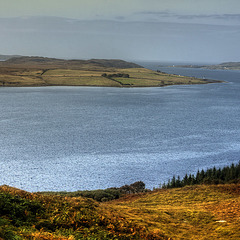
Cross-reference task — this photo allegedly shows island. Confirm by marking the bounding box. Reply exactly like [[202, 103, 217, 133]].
[[0, 56, 221, 87]]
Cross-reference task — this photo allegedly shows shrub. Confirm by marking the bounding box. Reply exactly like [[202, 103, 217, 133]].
[[101, 73, 129, 78], [0, 193, 44, 226]]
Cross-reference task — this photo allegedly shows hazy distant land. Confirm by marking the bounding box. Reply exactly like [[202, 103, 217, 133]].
[[0, 54, 22, 61], [172, 62, 240, 71], [0, 55, 221, 87]]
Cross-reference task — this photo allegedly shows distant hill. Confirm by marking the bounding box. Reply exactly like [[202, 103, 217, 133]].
[[0, 54, 22, 61], [173, 62, 240, 70], [205, 62, 240, 70], [4, 56, 143, 69]]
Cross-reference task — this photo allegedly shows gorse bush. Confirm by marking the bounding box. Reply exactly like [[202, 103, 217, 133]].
[[119, 181, 146, 194], [0, 192, 44, 226], [162, 161, 240, 189], [50, 181, 146, 202], [68, 188, 121, 202], [0, 182, 147, 239], [0, 186, 153, 239]]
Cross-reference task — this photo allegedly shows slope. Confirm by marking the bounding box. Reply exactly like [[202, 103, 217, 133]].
[[0, 184, 239, 239]]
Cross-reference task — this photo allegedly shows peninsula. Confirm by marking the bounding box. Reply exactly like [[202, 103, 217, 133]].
[[0, 56, 220, 87], [172, 62, 240, 71]]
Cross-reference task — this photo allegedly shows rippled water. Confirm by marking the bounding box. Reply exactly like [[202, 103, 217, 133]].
[[0, 66, 240, 191]]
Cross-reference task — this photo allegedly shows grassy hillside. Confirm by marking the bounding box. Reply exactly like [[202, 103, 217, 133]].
[[0, 183, 239, 239], [108, 184, 240, 239], [0, 56, 220, 87]]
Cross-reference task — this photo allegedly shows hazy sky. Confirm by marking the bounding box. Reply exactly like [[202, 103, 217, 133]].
[[0, 0, 240, 63], [1, 0, 240, 24]]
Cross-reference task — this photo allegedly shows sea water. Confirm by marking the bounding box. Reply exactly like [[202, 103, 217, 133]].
[[0, 63, 240, 191]]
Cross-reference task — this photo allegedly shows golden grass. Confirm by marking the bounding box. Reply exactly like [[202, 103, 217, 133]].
[[0, 74, 45, 86], [103, 184, 240, 239], [44, 76, 121, 87]]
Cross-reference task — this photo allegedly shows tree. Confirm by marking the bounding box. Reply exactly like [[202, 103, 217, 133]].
[[130, 181, 145, 193]]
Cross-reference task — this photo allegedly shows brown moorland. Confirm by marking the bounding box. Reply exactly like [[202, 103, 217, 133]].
[[0, 183, 239, 239]]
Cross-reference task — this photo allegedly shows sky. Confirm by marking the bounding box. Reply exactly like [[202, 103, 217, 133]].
[[0, 0, 240, 63]]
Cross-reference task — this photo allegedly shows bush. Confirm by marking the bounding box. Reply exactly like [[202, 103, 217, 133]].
[[120, 181, 146, 194], [101, 73, 129, 78], [0, 193, 44, 226], [70, 188, 121, 202]]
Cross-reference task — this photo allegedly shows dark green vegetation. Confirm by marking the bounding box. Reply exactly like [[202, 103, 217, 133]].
[[0, 162, 240, 239], [173, 62, 240, 70], [163, 161, 240, 188], [0, 185, 161, 240], [0, 56, 221, 87], [41, 181, 146, 202]]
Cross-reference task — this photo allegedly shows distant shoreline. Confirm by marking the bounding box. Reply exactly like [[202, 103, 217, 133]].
[[0, 80, 223, 88], [170, 61, 240, 71]]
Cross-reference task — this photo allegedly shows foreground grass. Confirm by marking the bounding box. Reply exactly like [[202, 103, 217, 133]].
[[0, 185, 150, 240], [107, 184, 240, 239], [0, 184, 239, 239]]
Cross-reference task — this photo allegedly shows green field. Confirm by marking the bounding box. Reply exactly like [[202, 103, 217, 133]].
[[0, 57, 221, 87], [0, 67, 215, 87]]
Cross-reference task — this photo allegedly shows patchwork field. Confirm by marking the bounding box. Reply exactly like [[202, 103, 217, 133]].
[[0, 57, 220, 87]]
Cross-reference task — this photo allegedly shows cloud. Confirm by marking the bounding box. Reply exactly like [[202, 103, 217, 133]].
[[114, 16, 126, 21], [137, 11, 173, 17], [178, 13, 240, 20], [215, 14, 240, 20], [135, 11, 240, 25]]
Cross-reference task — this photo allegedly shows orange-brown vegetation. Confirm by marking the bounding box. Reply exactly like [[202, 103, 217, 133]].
[[0, 184, 239, 239]]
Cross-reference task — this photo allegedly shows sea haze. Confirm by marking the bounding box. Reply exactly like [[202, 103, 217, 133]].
[[0, 66, 240, 191]]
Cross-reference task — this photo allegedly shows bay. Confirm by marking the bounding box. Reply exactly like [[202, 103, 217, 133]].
[[0, 64, 240, 191]]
